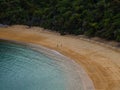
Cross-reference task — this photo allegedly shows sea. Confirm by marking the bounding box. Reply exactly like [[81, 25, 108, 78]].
[[0, 40, 83, 90]]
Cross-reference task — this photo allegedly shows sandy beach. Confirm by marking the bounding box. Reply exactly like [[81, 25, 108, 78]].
[[0, 25, 120, 90]]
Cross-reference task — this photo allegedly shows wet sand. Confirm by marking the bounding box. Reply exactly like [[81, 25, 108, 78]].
[[0, 25, 120, 90]]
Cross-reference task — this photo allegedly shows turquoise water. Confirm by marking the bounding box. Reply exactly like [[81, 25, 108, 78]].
[[0, 41, 67, 90]]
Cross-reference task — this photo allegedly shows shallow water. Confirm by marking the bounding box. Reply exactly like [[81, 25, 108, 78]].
[[0, 41, 67, 90]]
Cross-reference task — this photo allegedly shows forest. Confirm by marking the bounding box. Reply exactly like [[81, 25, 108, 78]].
[[0, 0, 120, 41]]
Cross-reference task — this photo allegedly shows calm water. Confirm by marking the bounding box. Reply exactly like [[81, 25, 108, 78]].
[[0, 41, 67, 90]]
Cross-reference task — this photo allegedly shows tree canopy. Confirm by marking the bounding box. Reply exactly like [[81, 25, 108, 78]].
[[0, 0, 120, 41]]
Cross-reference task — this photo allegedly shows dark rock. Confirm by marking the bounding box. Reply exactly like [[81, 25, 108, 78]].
[[0, 24, 8, 27]]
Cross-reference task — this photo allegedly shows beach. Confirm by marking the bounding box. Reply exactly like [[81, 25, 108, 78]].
[[0, 25, 120, 90]]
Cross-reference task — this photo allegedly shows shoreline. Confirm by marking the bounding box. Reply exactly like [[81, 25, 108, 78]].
[[0, 25, 120, 90], [0, 39, 95, 90]]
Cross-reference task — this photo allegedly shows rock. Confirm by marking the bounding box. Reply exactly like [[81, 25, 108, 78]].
[[0, 24, 8, 27]]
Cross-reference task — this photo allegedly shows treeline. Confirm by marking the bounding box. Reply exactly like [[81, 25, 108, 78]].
[[0, 0, 120, 41]]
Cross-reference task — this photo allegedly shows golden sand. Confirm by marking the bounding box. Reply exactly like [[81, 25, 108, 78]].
[[0, 25, 120, 90]]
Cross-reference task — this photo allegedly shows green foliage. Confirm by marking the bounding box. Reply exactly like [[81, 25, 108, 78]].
[[114, 29, 120, 41], [84, 29, 95, 37], [0, 0, 120, 41]]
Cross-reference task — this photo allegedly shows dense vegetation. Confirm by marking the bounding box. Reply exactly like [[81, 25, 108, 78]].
[[0, 0, 120, 41]]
